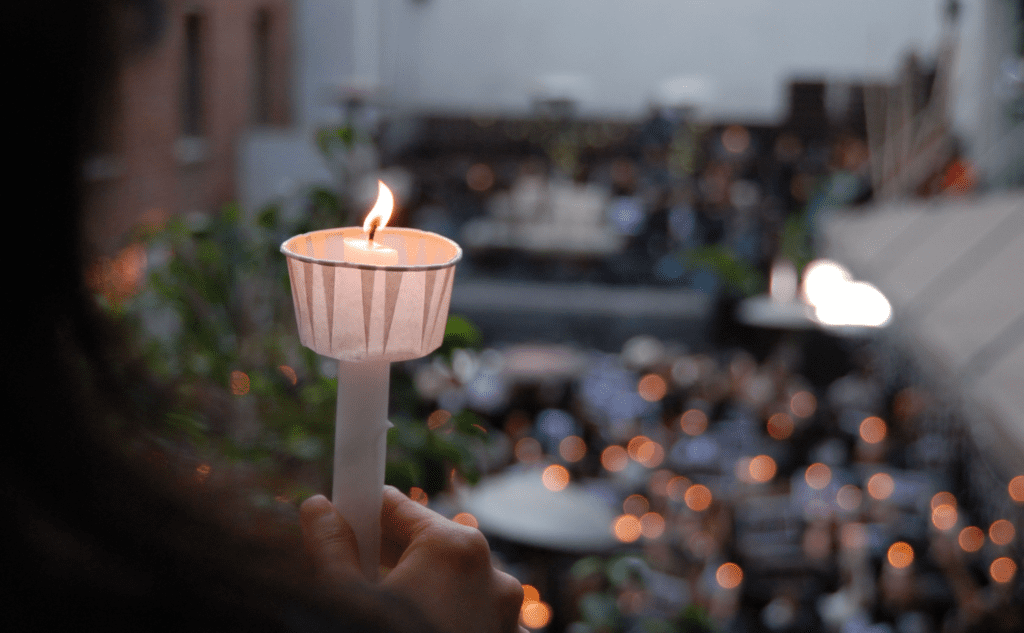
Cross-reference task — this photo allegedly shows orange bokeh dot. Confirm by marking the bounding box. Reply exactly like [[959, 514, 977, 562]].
[[667, 476, 691, 502], [230, 371, 250, 395], [931, 491, 956, 510], [466, 163, 495, 192], [680, 409, 708, 436], [958, 526, 985, 553], [559, 435, 586, 462], [748, 455, 777, 483], [790, 391, 817, 418], [859, 416, 887, 444], [515, 437, 543, 463], [613, 514, 643, 543], [989, 519, 1015, 546], [520, 601, 552, 629], [638, 373, 668, 402], [766, 412, 794, 440], [453, 512, 479, 528], [623, 494, 649, 517], [1008, 475, 1024, 503], [627, 436, 651, 461], [867, 472, 894, 500], [716, 562, 743, 589], [542, 464, 570, 492], [640, 512, 665, 539], [637, 440, 665, 468], [278, 365, 298, 385], [649, 469, 674, 497], [428, 409, 452, 430], [685, 484, 713, 511], [409, 487, 429, 505], [601, 445, 629, 472], [932, 504, 957, 531], [521, 584, 540, 605], [887, 541, 914, 568], [990, 557, 1017, 583], [805, 463, 832, 490], [837, 485, 863, 512]]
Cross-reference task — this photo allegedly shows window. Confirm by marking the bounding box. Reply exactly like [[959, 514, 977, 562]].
[[182, 13, 204, 136]]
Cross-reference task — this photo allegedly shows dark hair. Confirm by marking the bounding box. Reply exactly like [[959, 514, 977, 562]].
[[3, 4, 431, 631]]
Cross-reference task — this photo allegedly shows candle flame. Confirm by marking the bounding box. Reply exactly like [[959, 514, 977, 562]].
[[363, 181, 394, 236]]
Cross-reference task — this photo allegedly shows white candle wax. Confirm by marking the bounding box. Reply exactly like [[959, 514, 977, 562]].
[[343, 236, 399, 266]]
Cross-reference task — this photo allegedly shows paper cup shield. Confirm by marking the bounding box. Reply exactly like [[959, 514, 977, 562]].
[[282, 227, 462, 362]]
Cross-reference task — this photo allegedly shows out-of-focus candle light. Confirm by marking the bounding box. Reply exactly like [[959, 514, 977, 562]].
[[931, 491, 956, 510], [932, 504, 957, 531], [716, 562, 743, 589], [748, 455, 777, 483], [790, 391, 817, 418], [680, 409, 708, 436], [767, 412, 794, 440], [887, 542, 914, 569], [685, 484, 713, 511], [601, 445, 628, 472], [541, 464, 570, 491], [623, 494, 649, 516], [1008, 475, 1024, 503], [989, 519, 1015, 546], [867, 472, 895, 500], [558, 435, 586, 462], [837, 485, 863, 512], [452, 512, 479, 528], [859, 416, 887, 443], [613, 514, 642, 543], [667, 475, 690, 502], [990, 557, 1017, 583], [958, 526, 985, 552], [640, 512, 665, 539], [515, 437, 543, 463], [638, 373, 668, 402], [805, 463, 832, 490]]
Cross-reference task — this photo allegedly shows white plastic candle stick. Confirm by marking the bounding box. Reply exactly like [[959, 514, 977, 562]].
[[333, 359, 391, 581]]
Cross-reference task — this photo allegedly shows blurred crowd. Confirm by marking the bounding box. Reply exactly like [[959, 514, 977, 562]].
[[407, 332, 1023, 633]]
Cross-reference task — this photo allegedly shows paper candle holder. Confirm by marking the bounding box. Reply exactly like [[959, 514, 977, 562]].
[[281, 226, 462, 362]]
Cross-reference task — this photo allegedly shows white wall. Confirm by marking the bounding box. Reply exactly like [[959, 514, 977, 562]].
[[378, 0, 946, 121]]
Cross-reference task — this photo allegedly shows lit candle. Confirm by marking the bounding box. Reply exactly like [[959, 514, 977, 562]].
[[343, 181, 399, 266]]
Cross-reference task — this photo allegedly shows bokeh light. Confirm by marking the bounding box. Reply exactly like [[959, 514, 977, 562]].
[[559, 435, 586, 462], [716, 562, 744, 589], [409, 487, 429, 505], [515, 437, 543, 463], [638, 373, 668, 402], [1009, 475, 1024, 503], [195, 463, 211, 483], [685, 484, 713, 511], [453, 512, 479, 528], [748, 455, 777, 483], [721, 125, 750, 154], [640, 512, 665, 539], [542, 464, 570, 491], [958, 526, 985, 552], [859, 416, 887, 444], [428, 409, 452, 430], [613, 514, 642, 543], [667, 475, 691, 502], [520, 601, 552, 629], [932, 504, 957, 531], [636, 440, 665, 468], [790, 391, 817, 418], [466, 163, 495, 192], [931, 491, 956, 510], [867, 472, 895, 500], [989, 519, 1015, 546], [766, 412, 794, 440], [680, 409, 709, 436], [522, 584, 540, 605], [804, 463, 832, 490], [627, 436, 651, 461], [230, 371, 250, 395], [623, 494, 650, 516], [887, 542, 914, 569], [601, 445, 629, 472], [649, 469, 674, 497], [277, 365, 298, 385], [836, 485, 863, 512], [990, 557, 1017, 583]]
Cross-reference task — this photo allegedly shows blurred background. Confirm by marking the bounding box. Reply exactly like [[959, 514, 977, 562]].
[[88, 1, 1024, 632]]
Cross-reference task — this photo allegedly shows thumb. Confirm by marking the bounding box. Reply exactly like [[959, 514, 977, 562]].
[[299, 494, 362, 583]]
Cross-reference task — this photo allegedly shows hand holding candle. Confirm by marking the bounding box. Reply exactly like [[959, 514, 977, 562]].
[[282, 182, 461, 580]]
